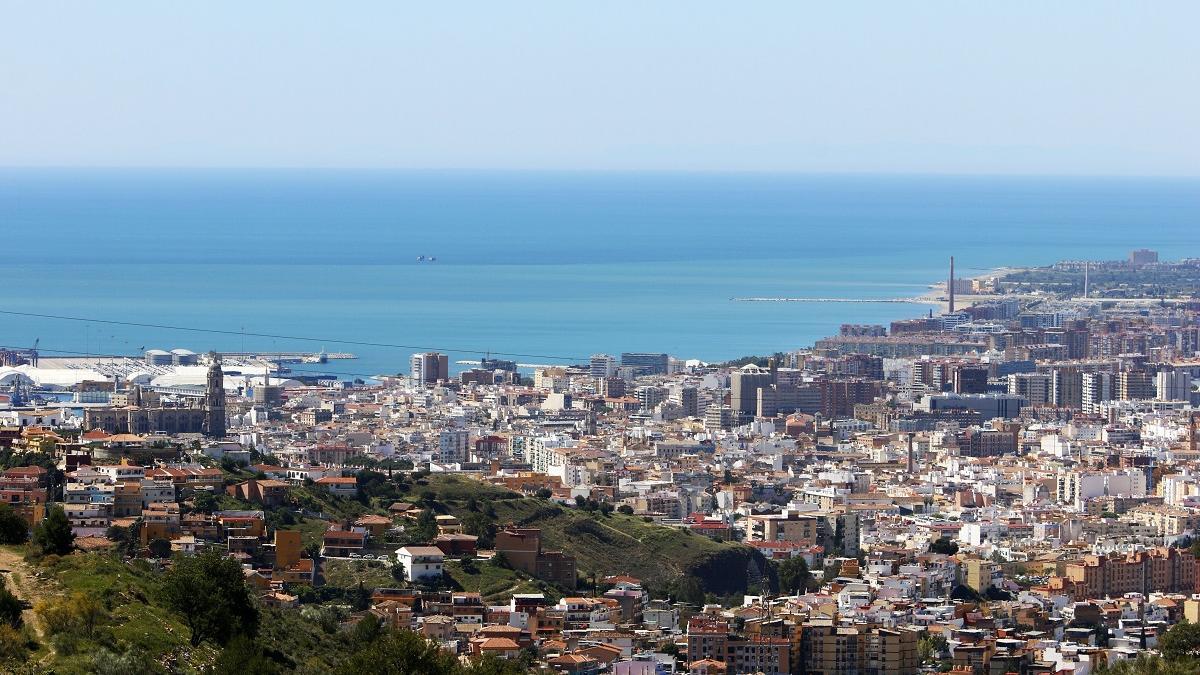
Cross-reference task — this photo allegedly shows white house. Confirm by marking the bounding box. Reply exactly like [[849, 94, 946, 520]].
[[396, 545, 444, 581]]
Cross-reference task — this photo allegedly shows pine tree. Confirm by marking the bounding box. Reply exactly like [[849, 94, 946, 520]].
[[32, 504, 74, 555]]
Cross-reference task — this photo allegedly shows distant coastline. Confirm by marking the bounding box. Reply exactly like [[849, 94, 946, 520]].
[[914, 266, 1026, 314]]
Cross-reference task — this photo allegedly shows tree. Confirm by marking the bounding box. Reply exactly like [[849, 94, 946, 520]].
[[599, 502, 614, 516], [918, 634, 948, 663], [32, 504, 74, 556], [351, 614, 383, 646], [0, 581, 21, 628], [534, 488, 552, 499], [34, 591, 103, 637], [336, 627, 461, 675], [1160, 620, 1200, 661], [617, 504, 634, 515], [0, 504, 28, 545], [461, 512, 497, 549], [404, 509, 438, 545], [671, 577, 706, 606], [192, 491, 218, 514], [1097, 655, 1200, 674], [148, 538, 173, 559], [162, 549, 260, 646], [212, 635, 280, 675], [777, 556, 814, 594], [929, 538, 959, 555]]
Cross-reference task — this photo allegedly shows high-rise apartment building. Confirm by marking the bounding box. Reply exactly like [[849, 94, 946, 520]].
[[1117, 371, 1155, 401], [597, 377, 626, 398], [410, 352, 449, 385], [1157, 369, 1193, 401], [589, 354, 617, 380], [1064, 547, 1195, 599], [635, 385, 667, 411], [669, 385, 699, 417], [952, 366, 989, 394], [731, 364, 775, 416], [1082, 371, 1115, 414], [1051, 368, 1084, 408], [1007, 372, 1052, 406], [620, 352, 669, 376], [1129, 248, 1159, 266]]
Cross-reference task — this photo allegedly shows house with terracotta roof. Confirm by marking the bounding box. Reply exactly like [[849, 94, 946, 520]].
[[433, 533, 478, 557], [315, 475, 358, 498], [82, 429, 112, 443], [578, 643, 623, 666], [547, 653, 600, 674], [227, 478, 289, 507], [688, 658, 727, 675], [475, 637, 521, 660], [354, 514, 392, 538], [369, 601, 414, 629], [388, 501, 417, 519], [323, 528, 367, 557]]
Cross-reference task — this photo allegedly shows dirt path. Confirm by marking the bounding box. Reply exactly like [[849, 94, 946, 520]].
[[0, 545, 53, 642]]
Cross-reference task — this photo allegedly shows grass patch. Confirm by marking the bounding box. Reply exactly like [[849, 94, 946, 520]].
[[37, 552, 217, 673], [443, 559, 556, 604], [322, 558, 396, 591], [279, 516, 332, 551]]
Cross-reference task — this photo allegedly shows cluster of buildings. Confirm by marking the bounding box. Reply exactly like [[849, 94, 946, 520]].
[[3, 252, 1200, 673]]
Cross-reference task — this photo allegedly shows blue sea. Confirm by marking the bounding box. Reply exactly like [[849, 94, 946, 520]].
[[1, 169, 1197, 376]]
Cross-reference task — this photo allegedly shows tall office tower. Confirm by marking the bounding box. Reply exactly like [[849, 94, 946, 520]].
[[1117, 371, 1155, 401], [620, 352, 669, 376], [411, 352, 449, 385], [669, 385, 699, 417], [204, 353, 226, 438], [1082, 371, 1115, 413], [589, 354, 617, 380], [1007, 372, 1052, 406], [1157, 369, 1193, 401], [731, 364, 775, 416]]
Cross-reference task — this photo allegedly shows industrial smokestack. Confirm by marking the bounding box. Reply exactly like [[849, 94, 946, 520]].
[[948, 256, 956, 314]]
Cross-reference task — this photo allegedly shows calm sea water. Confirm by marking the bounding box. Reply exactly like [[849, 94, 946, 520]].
[[1, 169, 1197, 375]]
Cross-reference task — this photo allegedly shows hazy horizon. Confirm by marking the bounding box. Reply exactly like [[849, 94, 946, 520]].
[[3, 3, 1197, 177]]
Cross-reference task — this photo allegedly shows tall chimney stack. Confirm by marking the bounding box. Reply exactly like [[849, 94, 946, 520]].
[[907, 433, 915, 474], [948, 256, 956, 314]]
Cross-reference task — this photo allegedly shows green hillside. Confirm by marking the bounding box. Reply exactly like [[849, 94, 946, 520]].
[[416, 475, 763, 595]]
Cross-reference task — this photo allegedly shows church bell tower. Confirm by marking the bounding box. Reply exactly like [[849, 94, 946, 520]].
[[204, 352, 226, 438]]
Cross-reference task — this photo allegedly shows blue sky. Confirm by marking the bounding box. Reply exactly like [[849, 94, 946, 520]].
[[2, 2, 1197, 175]]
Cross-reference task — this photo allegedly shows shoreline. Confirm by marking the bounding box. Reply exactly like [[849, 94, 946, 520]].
[[912, 266, 1025, 314]]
